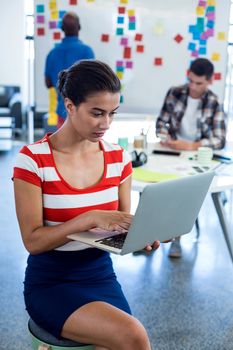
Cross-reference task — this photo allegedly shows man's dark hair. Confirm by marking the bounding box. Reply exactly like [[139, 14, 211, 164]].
[[58, 60, 121, 106], [61, 12, 81, 36], [189, 58, 214, 80]]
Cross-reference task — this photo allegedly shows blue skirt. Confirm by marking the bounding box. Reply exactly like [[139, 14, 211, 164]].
[[24, 248, 131, 338]]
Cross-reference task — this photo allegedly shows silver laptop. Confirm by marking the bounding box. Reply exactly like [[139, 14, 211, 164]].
[[68, 171, 214, 255]]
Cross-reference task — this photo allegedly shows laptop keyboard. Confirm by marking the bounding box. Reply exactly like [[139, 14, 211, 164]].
[[95, 233, 127, 249]]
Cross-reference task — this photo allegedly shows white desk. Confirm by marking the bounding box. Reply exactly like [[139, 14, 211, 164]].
[[132, 151, 233, 261]]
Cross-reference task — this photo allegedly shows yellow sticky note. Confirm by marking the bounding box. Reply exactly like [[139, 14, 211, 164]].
[[49, 2, 57, 10], [218, 32, 226, 41], [120, 0, 128, 4], [116, 71, 124, 80], [196, 6, 205, 16], [211, 52, 221, 61], [207, 0, 216, 5], [87, 0, 95, 2], [153, 21, 165, 35], [133, 168, 179, 183], [48, 112, 58, 126], [51, 10, 59, 20], [128, 9, 135, 16], [48, 87, 57, 113]]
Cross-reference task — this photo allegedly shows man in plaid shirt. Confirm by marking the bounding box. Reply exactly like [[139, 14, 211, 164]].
[[156, 58, 226, 258], [156, 58, 226, 151]]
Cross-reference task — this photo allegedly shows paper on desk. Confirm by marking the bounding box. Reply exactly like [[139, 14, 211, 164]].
[[133, 168, 180, 182]]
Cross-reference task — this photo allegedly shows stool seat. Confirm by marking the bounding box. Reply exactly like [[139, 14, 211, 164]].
[[28, 318, 94, 349]]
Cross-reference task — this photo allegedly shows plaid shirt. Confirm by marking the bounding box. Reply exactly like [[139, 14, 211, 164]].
[[156, 84, 226, 149]]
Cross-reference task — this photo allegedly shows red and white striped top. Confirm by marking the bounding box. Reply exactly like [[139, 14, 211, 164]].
[[13, 134, 132, 251]]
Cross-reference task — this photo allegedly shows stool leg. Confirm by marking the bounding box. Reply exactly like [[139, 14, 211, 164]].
[[195, 217, 200, 241], [38, 345, 51, 350]]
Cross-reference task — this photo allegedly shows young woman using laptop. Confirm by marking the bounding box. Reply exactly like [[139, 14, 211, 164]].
[[13, 60, 160, 350]]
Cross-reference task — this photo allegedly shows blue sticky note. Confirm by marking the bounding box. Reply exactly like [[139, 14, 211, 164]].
[[57, 20, 62, 29], [199, 47, 207, 55], [188, 42, 196, 51], [189, 25, 196, 33], [207, 20, 214, 29], [199, 39, 207, 45], [128, 22, 136, 30], [193, 32, 201, 40], [36, 4, 44, 13], [117, 16, 124, 24], [59, 11, 66, 19]]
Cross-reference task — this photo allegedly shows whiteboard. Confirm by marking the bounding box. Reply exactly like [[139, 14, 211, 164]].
[[34, 0, 230, 115]]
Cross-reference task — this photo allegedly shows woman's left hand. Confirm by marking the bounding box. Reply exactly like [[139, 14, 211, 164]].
[[144, 240, 160, 252]]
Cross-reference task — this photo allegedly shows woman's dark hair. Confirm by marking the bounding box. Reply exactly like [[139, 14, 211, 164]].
[[58, 60, 121, 106], [190, 58, 214, 80]]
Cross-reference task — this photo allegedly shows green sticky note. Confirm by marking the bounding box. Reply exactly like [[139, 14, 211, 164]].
[[116, 28, 124, 35], [133, 168, 180, 182]]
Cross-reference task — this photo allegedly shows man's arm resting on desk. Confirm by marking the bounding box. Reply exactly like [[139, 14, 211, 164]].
[[162, 139, 202, 151]]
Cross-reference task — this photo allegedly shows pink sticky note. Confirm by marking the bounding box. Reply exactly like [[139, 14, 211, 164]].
[[37, 15, 44, 24], [125, 61, 133, 69], [191, 50, 199, 57], [206, 12, 215, 21], [116, 60, 124, 67], [120, 37, 128, 46]]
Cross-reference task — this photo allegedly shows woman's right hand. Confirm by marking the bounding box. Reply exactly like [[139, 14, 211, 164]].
[[91, 210, 133, 232]]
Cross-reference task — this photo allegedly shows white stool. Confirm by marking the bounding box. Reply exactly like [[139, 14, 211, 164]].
[[28, 318, 94, 350]]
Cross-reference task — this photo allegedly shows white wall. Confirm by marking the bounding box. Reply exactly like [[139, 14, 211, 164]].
[[0, 0, 25, 90]]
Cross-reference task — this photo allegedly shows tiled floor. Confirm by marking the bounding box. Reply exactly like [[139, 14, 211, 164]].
[[1, 145, 233, 350]]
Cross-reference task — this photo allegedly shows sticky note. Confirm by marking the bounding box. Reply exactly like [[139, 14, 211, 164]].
[[188, 43, 196, 51], [36, 4, 44, 13], [154, 57, 163, 66], [118, 7, 126, 14], [206, 6, 215, 12], [116, 66, 124, 72], [116, 61, 124, 67], [211, 52, 220, 61], [120, 94, 124, 103], [128, 9, 135, 16], [117, 16, 124, 24], [217, 32, 226, 41], [49, 21, 57, 29], [199, 0, 206, 6], [120, 0, 128, 4], [36, 15, 44, 24], [154, 22, 164, 35], [53, 32, 61, 40], [196, 6, 205, 16], [207, 0, 216, 5], [116, 71, 124, 80], [128, 22, 136, 30], [197, 17, 204, 30], [128, 16, 136, 23], [70, 0, 77, 4], [135, 33, 143, 41], [174, 34, 183, 43], [124, 47, 131, 59], [51, 11, 59, 20], [214, 72, 221, 80], [136, 45, 144, 53], [59, 11, 66, 19], [116, 27, 124, 35], [120, 37, 128, 46], [49, 2, 57, 10], [191, 50, 199, 57], [206, 11, 215, 20], [37, 28, 45, 36], [101, 34, 109, 42], [207, 20, 214, 29], [125, 61, 133, 69], [199, 47, 207, 55]]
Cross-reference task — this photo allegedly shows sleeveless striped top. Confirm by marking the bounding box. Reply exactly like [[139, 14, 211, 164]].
[[13, 134, 132, 251]]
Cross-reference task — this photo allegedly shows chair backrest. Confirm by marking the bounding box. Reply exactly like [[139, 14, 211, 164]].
[[0, 86, 20, 107]]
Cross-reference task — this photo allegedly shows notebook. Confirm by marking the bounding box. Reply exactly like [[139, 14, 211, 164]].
[[68, 171, 214, 255]]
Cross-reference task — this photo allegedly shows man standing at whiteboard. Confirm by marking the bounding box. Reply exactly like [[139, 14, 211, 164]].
[[156, 58, 226, 258], [45, 12, 95, 128]]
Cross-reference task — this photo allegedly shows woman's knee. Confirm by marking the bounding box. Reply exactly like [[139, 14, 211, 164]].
[[116, 316, 150, 350]]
